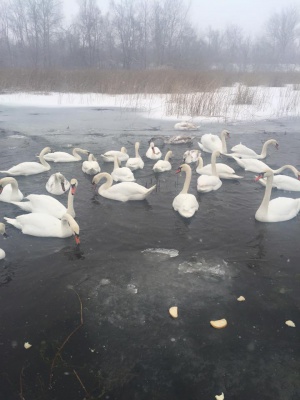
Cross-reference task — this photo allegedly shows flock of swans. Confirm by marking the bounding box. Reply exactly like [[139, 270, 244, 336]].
[[0, 128, 300, 259]]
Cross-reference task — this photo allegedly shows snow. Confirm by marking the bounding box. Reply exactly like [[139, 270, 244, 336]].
[[1, 84, 300, 123]]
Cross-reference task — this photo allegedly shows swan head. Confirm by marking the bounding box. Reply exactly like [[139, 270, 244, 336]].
[[0, 223, 8, 238], [0, 177, 16, 193], [176, 163, 191, 174], [120, 147, 127, 154], [56, 173, 67, 192], [255, 169, 273, 181], [271, 140, 279, 150], [70, 179, 78, 195], [221, 130, 230, 139], [62, 214, 80, 245], [92, 172, 110, 187]]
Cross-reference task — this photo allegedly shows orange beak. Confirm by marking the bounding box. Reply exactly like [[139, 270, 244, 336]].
[[75, 234, 80, 245], [71, 184, 77, 195]]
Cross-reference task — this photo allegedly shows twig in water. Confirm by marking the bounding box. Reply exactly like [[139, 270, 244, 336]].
[[73, 369, 90, 398], [19, 366, 25, 400], [49, 288, 83, 386]]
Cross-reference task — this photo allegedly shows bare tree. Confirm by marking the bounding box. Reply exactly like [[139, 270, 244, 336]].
[[266, 5, 300, 63]]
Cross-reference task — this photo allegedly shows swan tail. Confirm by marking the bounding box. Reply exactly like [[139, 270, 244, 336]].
[[198, 142, 204, 151], [4, 217, 22, 230], [147, 185, 157, 195], [10, 201, 33, 212]]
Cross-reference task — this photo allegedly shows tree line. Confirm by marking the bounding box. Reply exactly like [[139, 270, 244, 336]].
[[0, 0, 299, 71]]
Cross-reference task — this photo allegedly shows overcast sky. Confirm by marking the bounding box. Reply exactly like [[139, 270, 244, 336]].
[[62, 0, 297, 35]]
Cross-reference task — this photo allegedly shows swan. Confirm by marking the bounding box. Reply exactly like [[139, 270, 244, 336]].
[[153, 151, 172, 172], [4, 213, 80, 244], [198, 130, 230, 154], [82, 153, 101, 175], [125, 142, 144, 170], [111, 155, 135, 182], [164, 135, 194, 144], [196, 155, 243, 179], [172, 164, 199, 218], [0, 177, 24, 202], [10, 179, 78, 218], [44, 147, 89, 162], [229, 139, 279, 159], [183, 149, 199, 164], [254, 169, 300, 222], [146, 141, 162, 160], [46, 172, 70, 195], [0, 147, 51, 176], [231, 156, 271, 173], [174, 121, 198, 130], [101, 147, 129, 163], [92, 172, 156, 202], [256, 165, 300, 192], [0, 223, 7, 260], [197, 150, 222, 193]]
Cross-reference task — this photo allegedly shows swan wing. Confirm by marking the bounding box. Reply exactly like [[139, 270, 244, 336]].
[[267, 198, 300, 221], [199, 134, 222, 153], [126, 157, 144, 170], [0, 186, 24, 202], [4, 213, 69, 237], [0, 162, 48, 176], [21, 194, 66, 218], [231, 144, 257, 157], [272, 175, 300, 191]]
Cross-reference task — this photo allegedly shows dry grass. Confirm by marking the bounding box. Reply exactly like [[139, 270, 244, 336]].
[[1, 68, 300, 94]]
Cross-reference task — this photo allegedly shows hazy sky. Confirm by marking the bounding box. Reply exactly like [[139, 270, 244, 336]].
[[62, 0, 296, 35]]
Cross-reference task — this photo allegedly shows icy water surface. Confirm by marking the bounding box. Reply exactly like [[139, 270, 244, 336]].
[[0, 107, 300, 400]]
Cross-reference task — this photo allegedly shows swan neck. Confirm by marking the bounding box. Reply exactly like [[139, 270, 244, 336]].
[[197, 157, 203, 169], [113, 156, 119, 170], [95, 173, 113, 191], [211, 152, 218, 176], [260, 140, 271, 157], [259, 173, 273, 213], [221, 132, 227, 153], [135, 143, 140, 158], [165, 151, 172, 161], [273, 164, 298, 177], [39, 149, 50, 168], [67, 185, 75, 216], [72, 148, 84, 160], [181, 168, 191, 194]]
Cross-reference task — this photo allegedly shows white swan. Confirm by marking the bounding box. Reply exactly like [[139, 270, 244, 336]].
[[82, 153, 101, 175], [196, 155, 243, 179], [254, 169, 300, 222], [44, 147, 89, 162], [174, 121, 198, 130], [197, 151, 222, 193], [164, 135, 194, 144], [46, 172, 70, 195], [172, 164, 199, 218], [231, 156, 271, 173], [0, 223, 7, 260], [126, 142, 144, 170], [198, 130, 230, 154], [0, 147, 51, 176], [146, 141, 162, 160], [0, 177, 24, 202], [111, 155, 135, 182], [229, 139, 279, 159], [183, 149, 199, 164], [153, 151, 173, 172], [256, 165, 300, 192], [92, 172, 156, 202], [4, 213, 80, 244], [11, 179, 78, 218], [101, 147, 129, 163]]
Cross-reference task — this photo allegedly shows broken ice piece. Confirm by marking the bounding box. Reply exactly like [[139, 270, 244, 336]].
[[24, 342, 32, 349], [169, 306, 178, 318], [210, 319, 227, 329], [285, 320, 296, 328], [237, 296, 245, 302], [215, 393, 224, 400]]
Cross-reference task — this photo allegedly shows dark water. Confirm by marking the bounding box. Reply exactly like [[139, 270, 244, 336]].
[[0, 106, 300, 400]]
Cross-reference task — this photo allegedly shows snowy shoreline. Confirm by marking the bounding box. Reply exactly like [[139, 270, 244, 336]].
[[1, 85, 300, 125]]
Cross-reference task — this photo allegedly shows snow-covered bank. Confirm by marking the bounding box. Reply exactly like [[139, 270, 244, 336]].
[[1, 84, 300, 123]]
